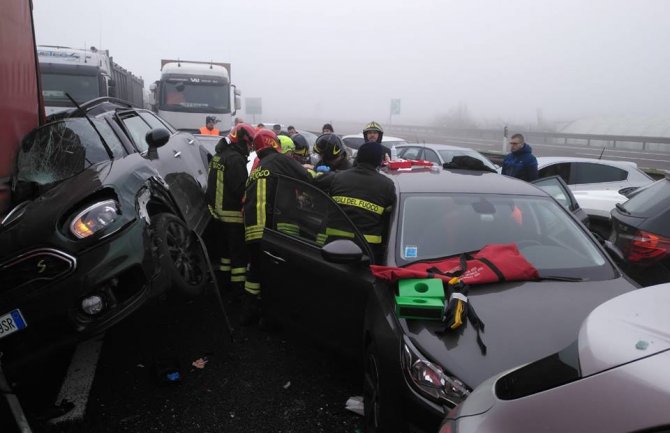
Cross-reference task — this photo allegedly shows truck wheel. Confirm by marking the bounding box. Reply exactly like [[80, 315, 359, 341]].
[[364, 340, 401, 433], [153, 213, 208, 298]]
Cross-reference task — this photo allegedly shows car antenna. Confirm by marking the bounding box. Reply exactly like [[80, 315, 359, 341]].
[[64, 92, 114, 159], [598, 145, 606, 160]]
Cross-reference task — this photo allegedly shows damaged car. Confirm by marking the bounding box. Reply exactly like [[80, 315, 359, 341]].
[[0, 97, 212, 368]]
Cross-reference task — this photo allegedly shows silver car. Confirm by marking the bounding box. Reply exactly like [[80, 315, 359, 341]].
[[440, 282, 670, 433]]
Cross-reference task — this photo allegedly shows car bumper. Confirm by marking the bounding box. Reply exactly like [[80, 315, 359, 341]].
[[0, 220, 162, 367]]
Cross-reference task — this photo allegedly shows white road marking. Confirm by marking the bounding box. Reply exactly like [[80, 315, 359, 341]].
[[49, 335, 104, 424]]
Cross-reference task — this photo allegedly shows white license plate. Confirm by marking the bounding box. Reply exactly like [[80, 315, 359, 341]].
[[0, 309, 28, 340]]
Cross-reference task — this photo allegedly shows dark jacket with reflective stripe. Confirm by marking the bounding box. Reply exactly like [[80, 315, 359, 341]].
[[327, 163, 396, 244], [243, 149, 314, 241], [206, 141, 248, 224]]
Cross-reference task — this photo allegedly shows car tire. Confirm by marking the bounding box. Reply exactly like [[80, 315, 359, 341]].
[[153, 213, 209, 298], [364, 340, 401, 433]]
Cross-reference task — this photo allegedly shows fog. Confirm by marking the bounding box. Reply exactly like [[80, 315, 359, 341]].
[[33, 0, 670, 127]]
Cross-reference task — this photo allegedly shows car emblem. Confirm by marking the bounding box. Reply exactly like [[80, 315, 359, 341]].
[[37, 259, 47, 274]]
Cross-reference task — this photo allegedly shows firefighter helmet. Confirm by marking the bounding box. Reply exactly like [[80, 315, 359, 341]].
[[228, 123, 256, 150], [278, 135, 295, 154], [313, 133, 345, 161], [252, 128, 280, 153], [363, 121, 384, 143]]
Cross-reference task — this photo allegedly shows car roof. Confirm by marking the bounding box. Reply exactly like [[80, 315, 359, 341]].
[[537, 156, 638, 169], [382, 167, 546, 195], [578, 282, 670, 376], [342, 133, 406, 142]]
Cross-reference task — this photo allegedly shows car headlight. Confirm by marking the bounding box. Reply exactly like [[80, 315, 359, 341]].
[[402, 339, 470, 407], [70, 200, 120, 239]]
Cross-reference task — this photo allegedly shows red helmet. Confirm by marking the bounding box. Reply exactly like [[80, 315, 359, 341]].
[[228, 123, 256, 150], [252, 129, 280, 153]]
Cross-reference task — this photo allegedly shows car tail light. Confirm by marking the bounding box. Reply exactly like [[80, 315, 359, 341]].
[[619, 229, 670, 265]]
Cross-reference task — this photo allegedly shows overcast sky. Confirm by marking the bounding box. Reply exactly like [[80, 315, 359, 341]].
[[33, 0, 670, 126]]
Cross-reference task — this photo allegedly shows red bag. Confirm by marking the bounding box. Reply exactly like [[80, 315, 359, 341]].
[[371, 243, 539, 285]]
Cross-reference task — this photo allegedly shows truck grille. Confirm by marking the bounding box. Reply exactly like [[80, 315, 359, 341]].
[[0, 249, 76, 294]]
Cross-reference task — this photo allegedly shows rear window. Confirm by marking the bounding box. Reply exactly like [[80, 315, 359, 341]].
[[621, 178, 670, 216]]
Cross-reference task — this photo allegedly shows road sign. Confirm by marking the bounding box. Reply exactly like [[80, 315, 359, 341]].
[[390, 99, 401, 115], [245, 97, 262, 115]]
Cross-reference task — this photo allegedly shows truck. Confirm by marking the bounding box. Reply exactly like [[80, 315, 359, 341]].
[[0, 0, 44, 216], [37, 45, 144, 115], [149, 59, 241, 133]]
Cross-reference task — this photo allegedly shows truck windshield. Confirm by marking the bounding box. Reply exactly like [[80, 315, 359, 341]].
[[41, 73, 100, 105], [159, 79, 230, 113], [16, 118, 113, 186]]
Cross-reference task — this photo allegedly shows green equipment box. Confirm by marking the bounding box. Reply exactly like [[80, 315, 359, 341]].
[[398, 278, 444, 299], [395, 296, 444, 320]]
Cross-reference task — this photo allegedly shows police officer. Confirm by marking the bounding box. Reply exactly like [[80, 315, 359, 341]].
[[326, 141, 396, 263], [242, 129, 316, 325], [205, 123, 255, 295]]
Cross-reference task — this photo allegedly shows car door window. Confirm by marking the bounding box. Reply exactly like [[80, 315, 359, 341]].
[[120, 114, 152, 152], [571, 162, 627, 184], [423, 149, 440, 164], [532, 176, 574, 210], [539, 162, 571, 184], [139, 111, 174, 132], [271, 175, 371, 255], [398, 147, 421, 160]]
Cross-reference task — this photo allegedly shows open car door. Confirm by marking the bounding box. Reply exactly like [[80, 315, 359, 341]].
[[533, 175, 589, 227], [259, 174, 376, 357]]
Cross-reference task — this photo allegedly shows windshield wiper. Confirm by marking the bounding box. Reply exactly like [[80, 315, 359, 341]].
[[615, 203, 630, 214], [538, 276, 586, 282]]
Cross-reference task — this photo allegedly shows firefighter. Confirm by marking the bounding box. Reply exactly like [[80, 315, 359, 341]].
[[205, 123, 256, 296], [290, 133, 312, 165], [326, 141, 396, 263], [362, 121, 391, 161], [242, 129, 316, 325], [313, 133, 352, 172]]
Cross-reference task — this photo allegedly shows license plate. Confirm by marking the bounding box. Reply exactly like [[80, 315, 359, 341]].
[[0, 309, 28, 340]]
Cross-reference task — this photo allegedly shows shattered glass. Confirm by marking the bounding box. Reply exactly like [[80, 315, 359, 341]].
[[17, 118, 120, 185]]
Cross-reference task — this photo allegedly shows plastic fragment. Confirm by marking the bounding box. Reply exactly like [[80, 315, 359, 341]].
[[345, 396, 364, 416]]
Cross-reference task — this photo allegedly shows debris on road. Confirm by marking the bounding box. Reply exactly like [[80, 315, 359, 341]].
[[191, 357, 209, 369], [345, 396, 364, 416]]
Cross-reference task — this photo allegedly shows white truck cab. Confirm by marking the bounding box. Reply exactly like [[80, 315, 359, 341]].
[[151, 60, 241, 133]]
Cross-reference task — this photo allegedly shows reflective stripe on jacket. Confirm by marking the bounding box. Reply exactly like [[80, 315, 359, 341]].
[[206, 145, 248, 223], [243, 149, 315, 242], [327, 163, 396, 245]]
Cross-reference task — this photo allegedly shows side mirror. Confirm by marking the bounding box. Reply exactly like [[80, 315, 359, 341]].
[[321, 239, 363, 264], [146, 128, 171, 148]]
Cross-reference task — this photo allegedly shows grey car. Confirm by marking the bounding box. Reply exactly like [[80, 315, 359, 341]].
[[439, 282, 670, 433], [245, 162, 638, 433]]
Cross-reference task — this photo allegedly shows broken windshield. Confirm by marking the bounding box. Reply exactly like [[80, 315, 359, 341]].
[[17, 118, 122, 186]]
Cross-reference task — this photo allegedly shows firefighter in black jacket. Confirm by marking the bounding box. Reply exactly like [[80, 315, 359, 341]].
[[206, 123, 255, 295], [327, 141, 396, 263], [241, 129, 316, 325]]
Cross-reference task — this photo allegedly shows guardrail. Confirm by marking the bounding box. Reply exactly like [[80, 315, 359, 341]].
[[383, 124, 670, 153]]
